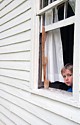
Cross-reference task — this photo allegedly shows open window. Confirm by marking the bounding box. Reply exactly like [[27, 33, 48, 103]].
[[33, 0, 80, 102], [38, 0, 75, 91]]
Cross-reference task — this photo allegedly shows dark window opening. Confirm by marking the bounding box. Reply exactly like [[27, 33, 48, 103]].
[[49, 3, 74, 90], [49, 23, 74, 90], [58, 2, 75, 21], [60, 24, 74, 65], [38, 1, 75, 91], [58, 2, 74, 65]]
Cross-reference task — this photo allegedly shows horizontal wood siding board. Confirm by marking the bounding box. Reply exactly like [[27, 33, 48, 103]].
[[0, 40, 30, 47], [0, 0, 29, 18], [0, 8, 31, 26], [0, 112, 15, 125], [0, 9, 31, 32], [0, 0, 33, 125], [0, 61, 30, 71], [0, 41, 31, 54], [0, 18, 31, 34], [0, 88, 79, 125], [0, 0, 13, 11], [0, 67, 30, 72], [0, 97, 68, 125], [0, 68, 30, 81], [1, 85, 80, 125], [0, 105, 30, 125], [0, 0, 31, 25], [0, 31, 31, 46], [0, 20, 31, 39], [0, 51, 30, 60], [0, 91, 65, 125], [0, 94, 49, 125], [0, 76, 30, 89], [0, 119, 6, 125], [0, 29, 31, 40]]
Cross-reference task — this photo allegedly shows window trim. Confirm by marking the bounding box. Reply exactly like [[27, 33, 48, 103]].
[[73, 0, 80, 101], [32, 0, 80, 102], [31, 0, 40, 89]]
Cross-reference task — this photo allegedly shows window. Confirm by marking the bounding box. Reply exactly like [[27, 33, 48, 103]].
[[32, 0, 80, 101]]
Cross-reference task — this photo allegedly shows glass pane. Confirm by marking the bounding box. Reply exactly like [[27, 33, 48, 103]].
[[60, 24, 74, 65], [69, 0, 75, 13], [40, 0, 48, 9], [58, 1, 75, 22], [40, 0, 76, 25]]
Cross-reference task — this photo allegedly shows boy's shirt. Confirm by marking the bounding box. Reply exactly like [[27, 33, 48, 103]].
[[67, 87, 72, 92]]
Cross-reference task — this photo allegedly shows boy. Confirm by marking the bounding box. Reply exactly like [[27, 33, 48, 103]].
[[61, 63, 73, 92]]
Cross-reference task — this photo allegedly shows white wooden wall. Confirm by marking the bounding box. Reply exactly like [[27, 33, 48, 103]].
[[0, 0, 80, 125], [0, 0, 31, 88]]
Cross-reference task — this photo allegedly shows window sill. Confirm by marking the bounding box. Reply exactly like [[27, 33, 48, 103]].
[[31, 87, 80, 108]]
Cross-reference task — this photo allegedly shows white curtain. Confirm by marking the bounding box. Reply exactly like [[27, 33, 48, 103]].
[[45, 6, 64, 82], [69, 0, 75, 13]]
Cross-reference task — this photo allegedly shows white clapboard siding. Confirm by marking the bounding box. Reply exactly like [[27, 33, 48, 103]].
[[0, 61, 30, 71], [0, 76, 30, 89], [0, 0, 31, 89], [0, 120, 5, 125], [0, 113, 15, 125], [0, 121, 5, 125], [0, 30, 31, 46], [0, 20, 31, 39], [0, 87, 79, 125], [0, 69, 30, 81], [0, 0, 13, 11], [0, 105, 30, 125], [0, 1, 31, 25], [0, 92, 49, 125], [0, 51, 30, 60], [0, 0, 27, 17], [0, 41, 31, 53], [0, 9, 31, 32]]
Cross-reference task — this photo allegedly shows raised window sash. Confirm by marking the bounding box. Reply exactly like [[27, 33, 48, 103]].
[[37, 0, 68, 15], [38, 0, 75, 33], [40, 16, 75, 33]]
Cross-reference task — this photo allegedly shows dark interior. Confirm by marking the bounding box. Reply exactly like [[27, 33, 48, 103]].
[[58, 3, 74, 65]]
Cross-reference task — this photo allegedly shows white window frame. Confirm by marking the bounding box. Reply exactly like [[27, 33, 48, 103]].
[[73, 0, 80, 101], [31, 0, 80, 102]]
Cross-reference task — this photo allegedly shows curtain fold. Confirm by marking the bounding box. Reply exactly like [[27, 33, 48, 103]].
[[45, 7, 64, 82]]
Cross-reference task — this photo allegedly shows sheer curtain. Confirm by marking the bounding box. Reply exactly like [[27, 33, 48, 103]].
[[69, 0, 75, 13], [45, 6, 64, 82]]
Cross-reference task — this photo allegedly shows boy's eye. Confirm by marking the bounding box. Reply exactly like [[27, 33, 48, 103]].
[[63, 75, 66, 78]]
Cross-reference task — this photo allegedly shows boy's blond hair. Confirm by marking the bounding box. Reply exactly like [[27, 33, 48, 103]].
[[61, 63, 73, 75]]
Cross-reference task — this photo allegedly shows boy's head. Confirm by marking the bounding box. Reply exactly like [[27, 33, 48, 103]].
[[61, 64, 73, 86]]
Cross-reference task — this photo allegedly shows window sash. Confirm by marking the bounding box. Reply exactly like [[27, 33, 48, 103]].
[[40, 16, 75, 33], [38, 0, 75, 33], [37, 0, 68, 16]]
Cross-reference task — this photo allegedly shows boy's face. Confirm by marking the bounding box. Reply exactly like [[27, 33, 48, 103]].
[[62, 69, 73, 86]]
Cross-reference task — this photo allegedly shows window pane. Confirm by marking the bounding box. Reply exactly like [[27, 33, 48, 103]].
[[60, 24, 74, 65], [40, 0, 75, 26], [58, 1, 75, 22]]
